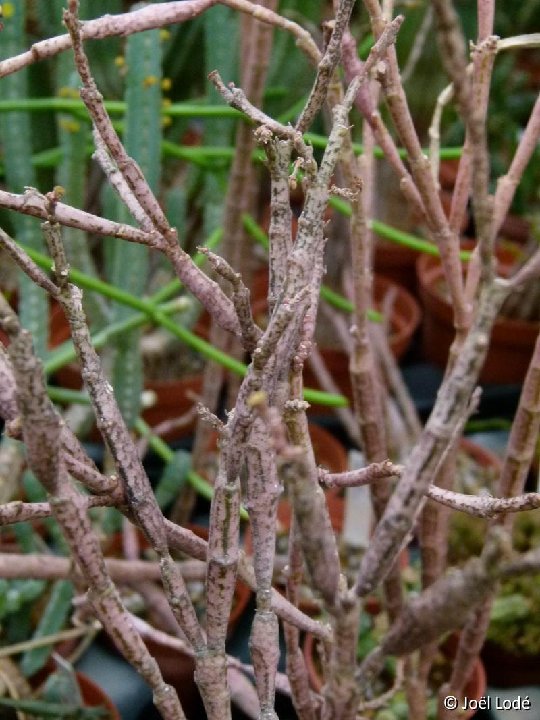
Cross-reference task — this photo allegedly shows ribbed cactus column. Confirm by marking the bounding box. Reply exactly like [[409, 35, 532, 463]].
[[0, 2, 48, 359], [41, 0, 110, 330], [108, 8, 163, 428], [203, 5, 238, 236]]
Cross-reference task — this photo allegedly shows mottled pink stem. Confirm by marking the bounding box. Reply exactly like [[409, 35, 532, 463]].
[[0, 1, 218, 79], [1, 318, 184, 719]]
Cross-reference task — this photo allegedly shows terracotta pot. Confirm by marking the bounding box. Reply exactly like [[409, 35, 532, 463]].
[[437, 159, 531, 246], [498, 213, 530, 246], [458, 437, 502, 478], [77, 672, 121, 720], [373, 155, 469, 296], [302, 276, 421, 408], [374, 240, 421, 296], [303, 633, 486, 720], [49, 302, 204, 442], [480, 640, 540, 688], [417, 251, 539, 384], [438, 159, 461, 191], [142, 637, 204, 718], [29, 669, 120, 719], [0, 296, 70, 349], [141, 374, 203, 442]]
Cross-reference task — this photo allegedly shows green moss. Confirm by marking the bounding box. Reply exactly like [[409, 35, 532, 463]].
[[450, 509, 540, 655]]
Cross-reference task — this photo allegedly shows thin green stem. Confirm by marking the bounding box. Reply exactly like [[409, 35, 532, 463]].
[[304, 132, 462, 160], [20, 241, 346, 407], [0, 98, 242, 118], [162, 140, 266, 167], [0, 98, 462, 161], [46, 229, 222, 374]]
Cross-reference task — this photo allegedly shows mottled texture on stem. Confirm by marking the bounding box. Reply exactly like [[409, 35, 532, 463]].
[[92, 130, 155, 234], [249, 611, 280, 719], [245, 411, 282, 716], [341, 30, 426, 222], [492, 92, 540, 239], [169, 243, 243, 335], [431, 0, 472, 121], [0, 227, 59, 296], [46, 224, 211, 684], [0, 438, 24, 505], [283, 406, 340, 608], [4, 322, 184, 719], [438, 600, 493, 719], [210, 71, 310, 159], [245, 417, 281, 597], [372, 528, 509, 659], [320, 461, 403, 488], [355, 280, 508, 598], [444, 331, 540, 703], [295, 0, 356, 134], [0, 1, 218, 79], [63, 2, 241, 339], [63, 454, 119, 495], [219, 0, 320, 66], [263, 138, 293, 312], [417, 447, 455, 688], [321, 596, 360, 720], [282, 516, 317, 720], [427, 486, 540, 517], [306, 346, 360, 443], [347, 167, 403, 622], [0, 188, 161, 245], [0, 552, 205, 584], [199, 248, 262, 352], [199, 431, 241, 716], [59, 282, 169, 550], [0, 340, 18, 425]]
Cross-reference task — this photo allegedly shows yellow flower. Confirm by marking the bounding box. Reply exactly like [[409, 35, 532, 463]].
[[59, 118, 81, 133], [2, 3, 15, 20]]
